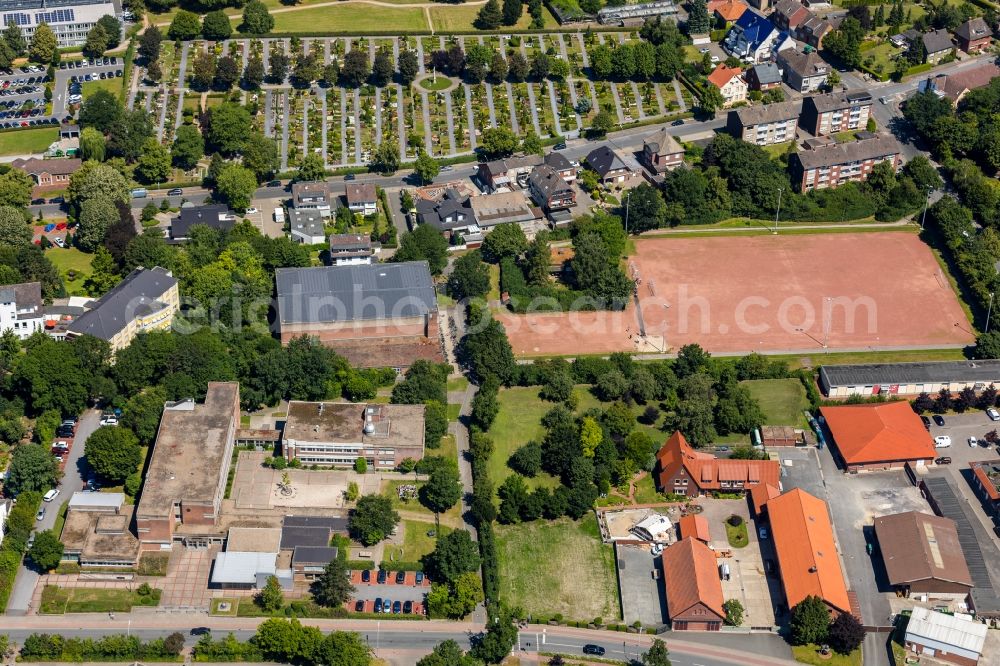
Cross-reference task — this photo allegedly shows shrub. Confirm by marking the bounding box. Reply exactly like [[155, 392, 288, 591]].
[[727, 514, 743, 527]]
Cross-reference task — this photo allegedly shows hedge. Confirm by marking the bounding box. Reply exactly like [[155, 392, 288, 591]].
[[379, 560, 423, 572], [19, 633, 183, 662], [0, 491, 42, 612], [347, 560, 376, 571]]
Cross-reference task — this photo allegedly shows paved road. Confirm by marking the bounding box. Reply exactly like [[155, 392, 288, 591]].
[[0, 619, 800, 666], [6, 408, 100, 616]]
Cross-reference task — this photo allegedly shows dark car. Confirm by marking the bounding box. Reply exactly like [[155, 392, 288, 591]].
[[266, 180, 281, 187], [31, 198, 45, 205], [553, 142, 566, 150], [671, 119, 685, 126], [373, 598, 383, 613], [361, 568, 370, 583], [190, 627, 210, 636], [583, 645, 606, 656], [344, 173, 356, 181], [392, 600, 401, 614], [415, 571, 424, 585], [403, 600, 413, 614], [395, 570, 405, 584], [932, 414, 946, 426], [354, 600, 364, 612], [167, 188, 183, 196], [921, 415, 931, 430], [376, 569, 387, 584], [935, 456, 952, 465]]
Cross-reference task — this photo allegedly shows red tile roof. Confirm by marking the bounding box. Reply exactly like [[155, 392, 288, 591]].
[[678, 514, 711, 542], [749, 482, 781, 515], [656, 431, 781, 492], [707, 64, 743, 90], [819, 402, 936, 466], [767, 488, 851, 614], [708, 0, 747, 21], [661, 537, 725, 620]]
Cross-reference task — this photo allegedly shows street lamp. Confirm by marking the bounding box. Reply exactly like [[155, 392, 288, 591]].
[[774, 187, 783, 234], [987, 292, 995, 335], [920, 187, 933, 230], [624, 191, 631, 234]]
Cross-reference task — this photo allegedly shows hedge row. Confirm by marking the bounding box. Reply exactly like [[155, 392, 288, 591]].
[[378, 560, 422, 572], [233, 27, 634, 39], [0, 491, 42, 612]]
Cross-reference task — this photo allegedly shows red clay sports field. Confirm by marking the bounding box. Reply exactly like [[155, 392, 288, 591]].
[[498, 232, 974, 357]]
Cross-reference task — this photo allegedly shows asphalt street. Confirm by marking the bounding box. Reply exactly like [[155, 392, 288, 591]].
[[5, 408, 99, 615]]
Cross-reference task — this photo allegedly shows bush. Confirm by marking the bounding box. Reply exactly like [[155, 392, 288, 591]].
[[727, 514, 743, 527]]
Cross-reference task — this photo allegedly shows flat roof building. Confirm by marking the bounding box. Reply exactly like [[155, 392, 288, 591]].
[[874, 511, 973, 600], [904, 606, 987, 666], [0, 0, 119, 47], [282, 401, 425, 469], [820, 360, 1000, 398], [819, 401, 937, 472], [288, 209, 326, 245], [169, 204, 236, 241], [135, 382, 240, 549]]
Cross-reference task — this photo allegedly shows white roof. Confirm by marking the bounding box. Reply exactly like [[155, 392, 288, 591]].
[[905, 606, 987, 655], [632, 514, 673, 540], [68, 491, 124, 510], [211, 552, 277, 585]]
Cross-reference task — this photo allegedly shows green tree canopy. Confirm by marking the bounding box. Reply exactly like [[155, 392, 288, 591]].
[[310, 554, 355, 607], [789, 595, 831, 646], [202, 10, 232, 40], [5, 443, 59, 495], [240, 1, 274, 34], [168, 10, 201, 40], [27, 529, 63, 571], [393, 223, 449, 274], [85, 426, 141, 483], [28, 23, 56, 63], [424, 529, 481, 583], [348, 494, 400, 545]]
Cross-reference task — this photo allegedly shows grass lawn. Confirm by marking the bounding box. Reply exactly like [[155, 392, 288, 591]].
[[447, 403, 461, 421], [743, 378, 810, 427], [384, 519, 451, 563], [81, 77, 120, 100], [496, 514, 620, 622], [46, 247, 94, 295], [382, 479, 463, 527], [792, 645, 861, 666], [725, 518, 748, 548], [447, 376, 469, 392], [210, 597, 240, 616], [0, 126, 58, 156], [137, 552, 170, 576], [761, 141, 794, 159], [41, 586, 162, 614], [767, 347, 967, 371], [860, 42, 899, 77], [435, 433, 457, 462], [488, 263, 500, 301], [632, 473, 662, 504], [428, 5, 558, 31], [52, 500, 69, 536], [265, 5, 429, 33], [418, 76, 453, 92]]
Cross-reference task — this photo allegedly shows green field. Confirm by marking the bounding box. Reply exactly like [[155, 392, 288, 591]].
[[768, 347, 967, 371], [41, 586, 162, 614], [264, 5, 429, 33], [0, 127, 58, 156], [427, 5, 558, 31], [82, 77, 121, 100], [46, 247, 94, 296], [743, 378, 810, 427], [381, 478, 464, 528], [384, 520, 452, 563], [496, 514, 620, 621]]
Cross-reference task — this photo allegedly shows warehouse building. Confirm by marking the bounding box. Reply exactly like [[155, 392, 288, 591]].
[[819, 401, 936, 472], [819, 360, 1000, 398], [873, 511, 973, 600], [904, 606, 987, 666]]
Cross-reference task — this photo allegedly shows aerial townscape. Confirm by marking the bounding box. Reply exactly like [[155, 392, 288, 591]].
[[2, 0, 1000, 664]]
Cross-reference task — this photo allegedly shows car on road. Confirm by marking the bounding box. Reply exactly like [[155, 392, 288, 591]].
[[43, 488, 59, 502], [344, 173, 356, 180], [100, 416, 118, 426], [266, 180, 282, 188], [395, 570, 405, 584], [988, 408, 1000, 421], [392, 600, 401, 614], [373, 598, 383, 613], [671, 119, 684, 126], [934, 435, 952, 448], [583, 645, 606, 656], [36, 506, 45, 521], [190, 628, 210, 636], [167, 188, 183, 196], [440, 165, 453, 172], [933, 415, 946, 426], [361, 569, 370, 583], [921, 415, 931, 430], [935, 456, 952, 465], [969, 436, 979, 447], [376, 569, 387, 584]]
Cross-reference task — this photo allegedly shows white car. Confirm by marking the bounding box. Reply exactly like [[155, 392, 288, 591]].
[[969, 436, 979, 447], [100, 416, 118, 426], [988, 408, 1000, 421], [934, 435, 952, 448], [42, 488, 59, 502], [244, 207, 258, 215]]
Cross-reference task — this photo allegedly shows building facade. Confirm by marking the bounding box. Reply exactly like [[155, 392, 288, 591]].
[[655, 431, 780, 497], [0, 281, 43, 340], [955, 17, 992, 53], [641, 127, 685, 173], [292, 181, 333, 217], [799, 91, 873, 136], [819, 359, 1000, 398], [11, 156, 81, 190], [726, 100, 801, 145], [791, 133, 901, 192], [0, 0, 118, 47], [661, 538, 725, 630], [777, 49, 829, 92], [707, 64, 748, 106], [526, 165, 576, 210]]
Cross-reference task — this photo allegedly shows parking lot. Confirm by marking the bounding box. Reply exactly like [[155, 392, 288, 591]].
[[349, 570, 430, 615], [617, 544, 666, 626]]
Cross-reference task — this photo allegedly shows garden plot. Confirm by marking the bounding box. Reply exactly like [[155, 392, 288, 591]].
[[403, 85, 423, 159], [531, 82, 557, 137], [358, 85, 378, 163], [287, 90, 308, 167], [343, 88, 360, 165], [638, 81, 661, 117], [325, 89, 343, 165], [307, 89, 324, 162], [511, 83, 535, 135], [162, 90, 179, 144], [594, 80, 618, 121], [382, 84, 401, 159], [425, 88, 450, 157], [420, 36, 439, 67], [470, 83, 492, 134], [571, 79, 596, 123], [450, 84, 471, 153], [552, 79, 578, 134], [618, 81, 639, 123]]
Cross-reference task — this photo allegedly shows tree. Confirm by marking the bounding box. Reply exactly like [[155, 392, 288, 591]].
[[27, 529, 63, 571], [295, 154, 326, 183], [255, 575, 284, 612], [421, 462, 463, 515], [480, 222, 527, 263], [341, 49, 370, 88], [86, 426, 141, 483], [215, 164, 258, 211], [530, 52, 549, 80], [590, 107, 616, 136], [77, 197, 118, 252], [508, 51, 528, 81], [311, 556, 355, 607], [202, 10, 233, 40], [122, 386, 167, 445], [292, 53, 321, 86], [723, 599, 744, 626], [348, 494, 400, 545], [242, 133, 280, 181], [398, 49, 419, 85], [414, 150, 440, 184], [83, 24, 110, 58], [823, 16, 865, 68], [80, 126, 106, 162], [372, 48, 394, 86], [0, 206, 31, 246], [191, 51, 216, 90], [79, 89, 123, 134], [138, 26, 162, 64], [448, 251, 490, 300], [502, 0, 521, 25], [172, 125, 204, 171], [479, 126, 518, 159], [241, 1, 275, 34], [0, 168, 32, 209], [489, 52, 508, 83], [698, 84, 725, 117], [6, 443, 59, 495], [828, 612, 864, 655], [205, 103, 253, 155], [28, 23, 56, 63], [476, 0, 503, 29], [642, 639, 671, 666], [789, 596, 831, 646], [472, 607, 518, 663], [427, 570, 483, 619], [977, 331, 1000, 359], [418, 640, 482, 666], [214, 55, 240, 90], [245, 55, 265, 89], [625, 182, 666, 233], [4, 24, 26, 56], [686, 0, 710, 32], [168, 10, 201, 41], [135, 138, 172, 184], [96, 14, 120, 47], [369, 141, 399, 176], [424, 529, 480, 582], [393, 224, 449, 274]]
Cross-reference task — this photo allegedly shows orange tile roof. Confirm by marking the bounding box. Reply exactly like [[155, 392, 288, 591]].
[[707, 64, 743, 90], [678, 514, 711, 542], [661, 537, 725, 620], [819, 402, 936, 466], [656, 431, 780, 492], [767, 488, 851, 614], [749, 482, 781, 515], [708, 0, 748, 21]]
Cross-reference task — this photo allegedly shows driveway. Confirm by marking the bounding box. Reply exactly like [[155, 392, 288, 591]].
[[616, 543, 666, 626], [5, 408, 100, 615]]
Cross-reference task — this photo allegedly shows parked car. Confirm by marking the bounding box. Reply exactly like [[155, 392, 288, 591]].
[[969, 436, 979, 447], [344, 173, 356, 181], [373, 598, 383, 613], [403, 600, 412, 614], [392, 600, 401, 614], [920, 415, 931, 430], [376, 569, 387, 584], [933, 415, 946, 427], [758, 526, 768, 539], [167, 188, 183, 196], [383, 600, 392, 614], [415, 571, 424, 585], [583, 645, 606, 656], [395, 570, 405, 584], [354, 600, 364, 612], [36, 506, 45, 521], [988, 408, 1000, 421], [43, 488, 59, 502], [934, 435, 952, 448], [244, 207, 258, 215], [361, 569, 370, 583], [935, 456, 952, 465], [100, 416, 118, 426]]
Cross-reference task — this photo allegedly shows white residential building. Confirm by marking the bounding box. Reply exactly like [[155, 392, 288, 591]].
[[0, 0, 120, 48], [0, 281, 44, 340]]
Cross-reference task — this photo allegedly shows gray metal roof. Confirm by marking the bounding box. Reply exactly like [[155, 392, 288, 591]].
[[292, 545, 339, 566], [923, 28, 954, 54], [67, 267, 177, 342], [732, 99, 802, 127], [820, 360, 1000, 388], [275, 262, 436, 325], [283, 515, 349, 530]]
